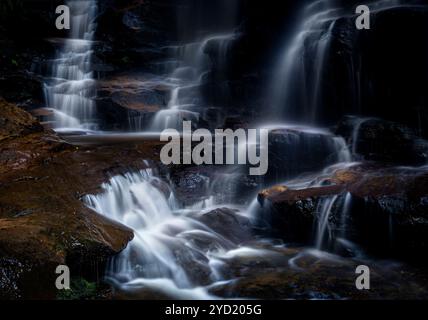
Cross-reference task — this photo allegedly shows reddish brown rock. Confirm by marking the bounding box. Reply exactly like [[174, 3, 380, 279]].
[[0, 100, 166, 299]]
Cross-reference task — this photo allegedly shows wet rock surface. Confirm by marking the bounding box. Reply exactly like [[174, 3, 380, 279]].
[[96, 75, 167, 130], [210, 246, 428, 300], [196, 208, 253, 245], [0, 101, 168, 299], [336, 116, 428, 165], [257, 163, 428, 263]]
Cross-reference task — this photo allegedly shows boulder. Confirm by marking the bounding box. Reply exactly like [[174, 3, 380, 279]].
[[197, 208, 253, 245]]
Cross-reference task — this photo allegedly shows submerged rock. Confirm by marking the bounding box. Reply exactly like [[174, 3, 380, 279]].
[[196, 208, 253, 245]]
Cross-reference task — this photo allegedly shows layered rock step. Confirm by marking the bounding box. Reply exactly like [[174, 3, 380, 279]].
[[257, 162, 428, 263]]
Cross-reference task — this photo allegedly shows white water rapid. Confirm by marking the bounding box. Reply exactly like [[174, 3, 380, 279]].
[[84, 166, 266, 299]]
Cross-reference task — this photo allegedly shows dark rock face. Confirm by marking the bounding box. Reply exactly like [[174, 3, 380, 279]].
[[168, 166, 212, 205], [326, 5, 428, 136], [95, 0, 175, 73], [0, 0, 61, 107], [265, 128, 349, 183], [257, 163, 428, 263], [336, 116, 428, 165]]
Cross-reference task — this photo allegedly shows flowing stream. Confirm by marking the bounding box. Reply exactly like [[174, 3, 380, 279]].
[[51, 0, 428, 298]]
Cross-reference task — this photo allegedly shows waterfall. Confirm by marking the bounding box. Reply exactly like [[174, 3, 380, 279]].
[[267, 0, 342, 122], [334, 136, 352, 163], [268, 0, 407, 123], [145, 0, 239, 132], [314, 191, 365, 256], [339, 192, 353, 239], [83, 167, 255, 299], [151, 33, 236, 131], [315, 195, 339, 250], [84, 169, 211, 298], [44, 0, 98, 132]]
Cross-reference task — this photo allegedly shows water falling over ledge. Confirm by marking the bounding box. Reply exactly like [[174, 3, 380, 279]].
[[267, 0, 417, 124], [150, 33, 238, 132], [83, 166, 263, 299], [44, 0, 98, 132]]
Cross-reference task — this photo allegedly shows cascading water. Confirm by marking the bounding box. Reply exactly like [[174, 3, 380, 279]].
[[315, 195, 339, 250], [268, 0, 406, 123], [267, 0, 342, 122], [71, 0, 427, 299], [150, 33, 237, 131], [44, 0, 98, 131], [256, 0, 410, 253], [142, 0, 240, 132], [85, 169, 211, 298]]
